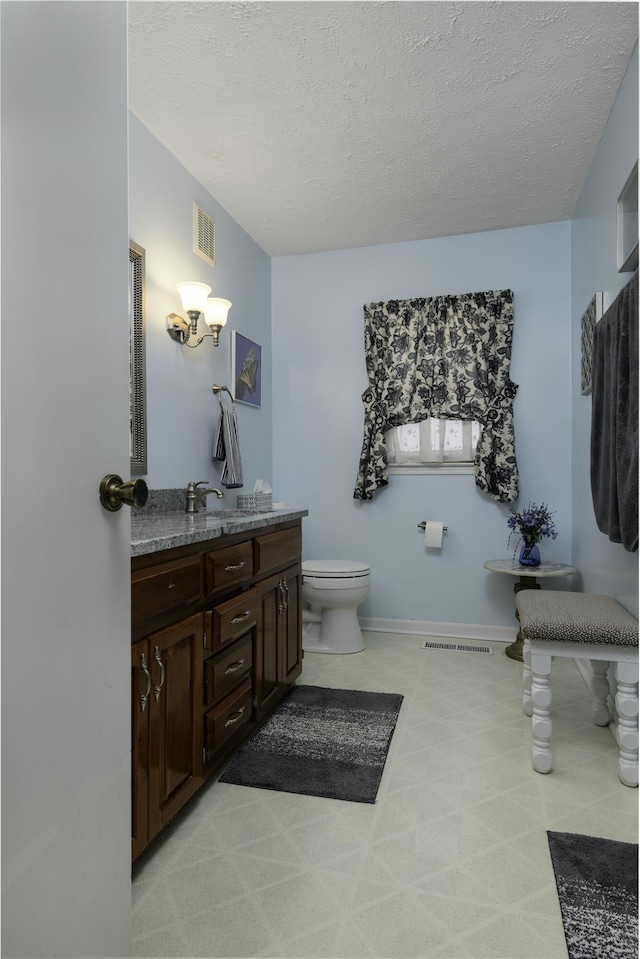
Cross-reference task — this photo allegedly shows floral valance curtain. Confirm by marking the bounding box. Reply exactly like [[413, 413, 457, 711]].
[[354, 290, 519, 503]]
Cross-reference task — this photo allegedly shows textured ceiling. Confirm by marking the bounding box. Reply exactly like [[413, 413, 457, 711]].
[[128, 1, 638, 256]]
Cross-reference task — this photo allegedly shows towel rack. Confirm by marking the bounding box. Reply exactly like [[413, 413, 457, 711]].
[[417, 521, 448, 532], [212, 384, 233, 399], [212, 384, 235, 405]]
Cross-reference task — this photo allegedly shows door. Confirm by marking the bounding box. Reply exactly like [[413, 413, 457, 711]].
[[1, 5, 132, 957]]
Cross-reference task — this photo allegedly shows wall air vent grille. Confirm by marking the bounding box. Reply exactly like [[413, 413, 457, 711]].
[[423, 641, 493, 654], [194, 202, 216, 266]]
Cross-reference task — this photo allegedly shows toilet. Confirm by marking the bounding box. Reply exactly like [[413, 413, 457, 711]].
[[301, 560, 371, 654]]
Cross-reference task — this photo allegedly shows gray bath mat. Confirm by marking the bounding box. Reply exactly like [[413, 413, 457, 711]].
[[219, 684, 403, 803], [547, 831, 638, 959]]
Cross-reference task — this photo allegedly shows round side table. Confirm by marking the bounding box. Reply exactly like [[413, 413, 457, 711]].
[[483, 560, 577, 661]]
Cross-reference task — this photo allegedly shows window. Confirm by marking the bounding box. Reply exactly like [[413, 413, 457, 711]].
[[385, 418, 482, 473], [354, 289, 518, 502]]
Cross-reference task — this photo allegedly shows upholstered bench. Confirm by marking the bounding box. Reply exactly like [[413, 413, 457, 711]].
[[515, 590, 639, 787]]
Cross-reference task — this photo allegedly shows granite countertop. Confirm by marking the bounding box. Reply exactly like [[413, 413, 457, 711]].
[[131, 507, 308, 557]]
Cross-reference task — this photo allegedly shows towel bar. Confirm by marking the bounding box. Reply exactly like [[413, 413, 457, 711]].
[[212, 384, 233, 398]]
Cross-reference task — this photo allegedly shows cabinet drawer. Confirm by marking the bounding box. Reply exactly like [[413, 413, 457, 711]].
[[206, 588, 258, 652], [254, 526, 301, 577], [204, 636, 252, 708], [132, 557, 201, 625], [204, 679, 252, 761], [205, 542, 253, 593]]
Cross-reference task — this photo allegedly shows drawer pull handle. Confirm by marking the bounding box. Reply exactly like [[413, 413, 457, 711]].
[[225, 562, 246, 572], [224, 707, 245, 728], [278, 579, 289, 612], [153, 646, 165, 701], [167, 583, 176, 590], [230, 610, 251, 624], [139, 653, 151, 713], [224, 659, 246, 675]]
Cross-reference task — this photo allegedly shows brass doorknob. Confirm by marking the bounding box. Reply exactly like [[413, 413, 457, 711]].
[[100, 474, 148, 512]]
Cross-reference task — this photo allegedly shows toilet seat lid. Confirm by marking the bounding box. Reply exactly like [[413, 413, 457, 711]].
[[302, 560, 370, 577]]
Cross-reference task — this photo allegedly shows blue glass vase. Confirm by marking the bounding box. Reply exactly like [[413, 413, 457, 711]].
[[519, 540, 541, 567]]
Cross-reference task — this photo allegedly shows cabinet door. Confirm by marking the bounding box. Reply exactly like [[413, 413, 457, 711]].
[[131, 639, 151, 860], [256, 573, 283, 720], [256, 567, 302, 720], [279, 565, 302, 687], [147, 614, 203, 841]]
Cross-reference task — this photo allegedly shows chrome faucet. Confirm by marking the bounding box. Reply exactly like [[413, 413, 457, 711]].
[[185, 481, 224, 514]]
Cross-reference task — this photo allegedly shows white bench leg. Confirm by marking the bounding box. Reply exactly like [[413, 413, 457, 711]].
[[522, 639, 532, 717], [614, 661, 639, 787], [530, 650, 553, 774], [590, 659, 611, 726]]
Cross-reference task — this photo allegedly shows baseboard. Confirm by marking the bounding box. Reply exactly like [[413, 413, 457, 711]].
[[358, 617, 517, 644]]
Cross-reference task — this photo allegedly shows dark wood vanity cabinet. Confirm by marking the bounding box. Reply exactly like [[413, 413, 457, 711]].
[[131, 520, 303, 861]]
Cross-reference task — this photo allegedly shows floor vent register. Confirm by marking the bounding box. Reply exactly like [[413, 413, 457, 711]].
[[422, 641, 493, 655]]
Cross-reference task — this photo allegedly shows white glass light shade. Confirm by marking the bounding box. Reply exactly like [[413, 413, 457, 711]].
[[204, 297, 232, 330], [177, 281, 211, 315]]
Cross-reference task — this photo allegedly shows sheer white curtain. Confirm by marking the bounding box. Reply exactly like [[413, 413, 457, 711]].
[[385, 418, 482, 465]]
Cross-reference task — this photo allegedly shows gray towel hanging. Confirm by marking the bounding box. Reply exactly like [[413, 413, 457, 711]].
[[213, 387, 244, 488], [590, 269, 638, 552]]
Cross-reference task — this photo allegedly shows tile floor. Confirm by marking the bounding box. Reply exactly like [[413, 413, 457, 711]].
[[132, 632, 638, 958]]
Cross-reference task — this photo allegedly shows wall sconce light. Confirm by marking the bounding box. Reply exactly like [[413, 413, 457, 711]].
[[167, 282, 232, 348], [204, 296, 232, 347]]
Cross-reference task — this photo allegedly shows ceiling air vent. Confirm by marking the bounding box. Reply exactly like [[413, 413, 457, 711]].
[[193, 202, 216, 266]]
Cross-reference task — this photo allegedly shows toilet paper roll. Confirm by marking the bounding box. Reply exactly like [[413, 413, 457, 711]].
[[424, 521, 444, 548]]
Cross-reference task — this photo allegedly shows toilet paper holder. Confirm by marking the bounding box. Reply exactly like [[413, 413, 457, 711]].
[[417, 521, 448, 533]]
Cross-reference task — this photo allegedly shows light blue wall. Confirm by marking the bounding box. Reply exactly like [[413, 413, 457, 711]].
[[129, 42, 637, 628], [272, 221, 572, 628], [128, 115, 272, 495], [571, 45, 638, 617]]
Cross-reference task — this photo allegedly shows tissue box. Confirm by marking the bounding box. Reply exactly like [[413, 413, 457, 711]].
[[237, 492, 272, 513]]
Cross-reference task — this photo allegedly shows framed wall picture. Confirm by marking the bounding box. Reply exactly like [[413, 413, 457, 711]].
[[580, 292, 603, 395], [231, 332, 262, 407], [129, 240, 147, 475], [617, 161, 638, 273]]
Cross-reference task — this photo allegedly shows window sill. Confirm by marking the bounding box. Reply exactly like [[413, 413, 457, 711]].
[[387, 463, 475, 475]]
